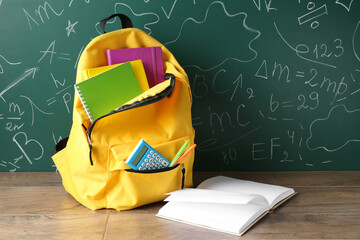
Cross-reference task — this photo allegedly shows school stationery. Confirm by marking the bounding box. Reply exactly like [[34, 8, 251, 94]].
[[82, 60, 150, 92], [169, 141, 189, 167], [75, 61, 143, 122], [125, 139, 171, 170], [157, 176, 296, 236], [174, 144, 196, 166], [106, 46, 164, 88]]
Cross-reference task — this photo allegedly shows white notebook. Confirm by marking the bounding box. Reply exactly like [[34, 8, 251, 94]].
[[157, 176, 296, 236]]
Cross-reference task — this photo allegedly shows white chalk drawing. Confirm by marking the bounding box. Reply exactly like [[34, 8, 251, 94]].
[[69, 0, 90, 7], [353, 20, 360, 62], [306, 104, 360, 152], [74, 46, 85, 69], [165, 1, 261, 71], [20, 95, 54, 127], [38, 40, 56, 64], [335, 0, 354, 12], [274, 22, 337, 69], [113, 2, 159, 34], [197, 126, 261, 151], [298, 2, 328, 29], [23, 1, 64, 31], [5, 102, 25, 132], [0, 55, 22, 74], [0, 68, 38, 103], [65, 20, 78, 37], [12, 132, 44, 165], [252, 0, 277, 12], [161, 0, 178, 19]]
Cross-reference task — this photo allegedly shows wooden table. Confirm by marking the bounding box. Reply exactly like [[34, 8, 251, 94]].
[[0, 171, 359, 239]]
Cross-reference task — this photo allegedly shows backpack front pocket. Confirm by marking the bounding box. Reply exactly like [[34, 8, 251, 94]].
[[105, 163, 184, 210]]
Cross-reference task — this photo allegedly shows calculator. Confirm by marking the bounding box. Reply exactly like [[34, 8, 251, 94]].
[[125, 139, 171, 170]]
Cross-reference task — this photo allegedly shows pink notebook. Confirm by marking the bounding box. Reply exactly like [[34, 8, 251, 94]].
[[106, 47, 164, 88]]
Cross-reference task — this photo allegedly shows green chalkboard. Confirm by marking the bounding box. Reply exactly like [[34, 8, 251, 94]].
[[1, 0, 360, 172]]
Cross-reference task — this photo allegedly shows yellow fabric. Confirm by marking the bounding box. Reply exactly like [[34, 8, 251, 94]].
[[52, 28, 195, 211]]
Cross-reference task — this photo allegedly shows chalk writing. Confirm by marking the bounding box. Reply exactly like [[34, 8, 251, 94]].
[[20, 95, 53, 127], [0, 68, 38, 103], [65, 20, 78, 37], [23, 1, 64, 31], [306, 104, 360, 152], [252, 0, 277, 12], [335, 0, 354, 12], [113, 2, 160, 34], [13, 132, 44, 165], [353, 20, 360, 62], [165, 1, 261, 70], [0, 55, 22, 74], [298, 2, 328, 29], [274, 22, 337, 69], [47, 73, 72, 113], [161, 0, 178, 19]]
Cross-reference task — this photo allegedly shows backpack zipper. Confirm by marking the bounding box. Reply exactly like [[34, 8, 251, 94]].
[[86, 73, 176, 165]]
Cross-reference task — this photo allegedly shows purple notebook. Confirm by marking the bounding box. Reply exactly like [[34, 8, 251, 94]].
[[106, 47, 164, 88]]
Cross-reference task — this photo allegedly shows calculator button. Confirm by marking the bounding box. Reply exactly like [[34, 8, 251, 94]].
[[155, 163, 160, 168], [150, 150, 154, 154], [144, 159, 148, 163], [156, 156, 160, 161], [147, 155, 151, 158], [146, 163, 150, 168], [141, 163, 145, 166], [162, 161, 169, 166], [139, 167, 143, 170]]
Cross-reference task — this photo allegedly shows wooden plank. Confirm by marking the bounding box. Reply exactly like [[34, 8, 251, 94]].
[[245, 212, 360, 239], [0, 186, 165, 215], [104, 212, 360, 239], [104, 213, 242, 240], [0, 214, 108, 240], [276, 187, 360, 214], [0, 172, 62, 187]]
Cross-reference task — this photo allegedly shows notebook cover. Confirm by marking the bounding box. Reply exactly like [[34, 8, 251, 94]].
[[106, 47, 164, 88], [75, 62, 142, 122], [83, 60, 150, 92]]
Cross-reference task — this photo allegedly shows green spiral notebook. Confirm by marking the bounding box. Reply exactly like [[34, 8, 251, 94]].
[[75, 62, 143, 123]]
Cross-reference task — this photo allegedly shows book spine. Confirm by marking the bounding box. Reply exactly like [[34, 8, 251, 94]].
[[75, 85, 94, 123], [106, 49, 113, 65], [152, 47, 157, 87]]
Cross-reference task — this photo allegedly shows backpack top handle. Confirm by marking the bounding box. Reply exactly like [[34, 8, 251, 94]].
[[99, 14, 133, 34]]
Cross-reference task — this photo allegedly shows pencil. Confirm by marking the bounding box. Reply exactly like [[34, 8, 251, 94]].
[[174, 144, 196, 165]]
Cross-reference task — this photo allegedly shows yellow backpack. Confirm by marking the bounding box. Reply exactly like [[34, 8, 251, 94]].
[[52, 14, 195, 211]]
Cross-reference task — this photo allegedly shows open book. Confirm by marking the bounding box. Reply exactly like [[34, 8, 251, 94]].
[[156, 176, 296, 236]]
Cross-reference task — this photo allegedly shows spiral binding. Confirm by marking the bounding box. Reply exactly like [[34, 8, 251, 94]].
[[75, 85, 94, 122]]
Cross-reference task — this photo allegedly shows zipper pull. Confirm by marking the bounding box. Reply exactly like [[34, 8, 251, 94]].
[[181, 163, 185, 189], [86, 129, 94, 165]]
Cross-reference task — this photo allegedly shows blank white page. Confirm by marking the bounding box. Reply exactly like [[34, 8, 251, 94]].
[[157, 201, 268, 235], [197, 176, 295, 208], [164, 188, 268, 206]]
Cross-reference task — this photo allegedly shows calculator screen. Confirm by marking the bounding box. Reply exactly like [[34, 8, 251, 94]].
[[132, 145, 148, 166]]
